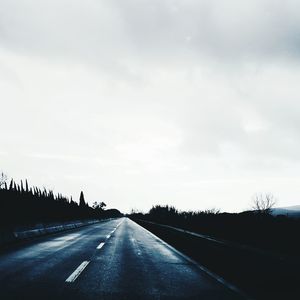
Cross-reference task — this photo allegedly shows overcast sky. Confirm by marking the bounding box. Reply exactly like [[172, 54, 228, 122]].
[[1, 0, 300, 213]]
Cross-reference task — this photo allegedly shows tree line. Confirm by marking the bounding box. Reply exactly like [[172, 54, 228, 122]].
[[0, 172, 120, 227], [130, 203, 300, 257]]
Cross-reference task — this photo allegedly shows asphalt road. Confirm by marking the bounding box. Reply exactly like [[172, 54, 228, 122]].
[[0, 218, 244, 299]]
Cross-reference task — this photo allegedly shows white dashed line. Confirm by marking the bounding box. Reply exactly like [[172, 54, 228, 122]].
[[65, 261, 90, 283], [97, 242, 105, 249], [106, 234, 111, 239], [116, 220, 123, 228]]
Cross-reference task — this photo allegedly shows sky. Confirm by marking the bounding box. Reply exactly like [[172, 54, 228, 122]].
[[1, 0, 300, 213]]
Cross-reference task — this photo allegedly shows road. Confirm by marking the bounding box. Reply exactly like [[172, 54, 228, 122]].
[[0, 218, 244, 299]]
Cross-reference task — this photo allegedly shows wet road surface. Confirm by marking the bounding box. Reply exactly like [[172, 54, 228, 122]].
[[0, 218, 244, 299]]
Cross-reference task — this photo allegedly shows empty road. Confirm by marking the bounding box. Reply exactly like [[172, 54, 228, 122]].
[[0, 218, 244, 299]]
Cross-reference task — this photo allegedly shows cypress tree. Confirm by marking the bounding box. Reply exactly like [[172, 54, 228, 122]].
[[79, 191, 85, 207], [9, 179, 13, 190]]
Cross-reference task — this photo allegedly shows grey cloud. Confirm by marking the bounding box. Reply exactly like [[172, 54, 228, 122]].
[[1, 0, 300, 67], [1, 0, 300, 212]]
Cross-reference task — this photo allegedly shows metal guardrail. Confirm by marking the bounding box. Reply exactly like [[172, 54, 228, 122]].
[[0, 218, 115, 247], [137, 219, 297, 263]]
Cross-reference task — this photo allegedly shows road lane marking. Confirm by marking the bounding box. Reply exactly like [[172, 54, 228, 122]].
[[106, 234, 111, 239], [97, 242, 105, 249], [111, 229, 116, 234], [65, 261, 90, 283], [132, 219, 251, 299], [116, 220, 124, 228]]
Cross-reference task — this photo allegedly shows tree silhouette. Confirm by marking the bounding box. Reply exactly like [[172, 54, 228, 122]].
[[252, 193, 276, 215], [25, 179, 29, 192], [92, 201, 106, 210], [79, 191, 86, 207], [9, 179, 13, 190], [0, 175, 121, 227]]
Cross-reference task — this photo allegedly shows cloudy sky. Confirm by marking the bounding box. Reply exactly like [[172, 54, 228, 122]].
[[1, 0, 300, 213]]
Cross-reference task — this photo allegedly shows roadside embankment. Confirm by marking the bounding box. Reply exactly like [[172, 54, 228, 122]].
[[133, 219, 300, 300], [0, 219, 103, 247]]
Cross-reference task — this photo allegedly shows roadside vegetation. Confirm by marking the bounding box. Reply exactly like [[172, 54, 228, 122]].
[[130, 199, 300, 299], [130, 197, 300, 257], [0, 172, 122, 228]]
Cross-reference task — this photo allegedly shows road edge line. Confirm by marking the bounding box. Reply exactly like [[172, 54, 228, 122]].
[[130, 219, 252, 300]]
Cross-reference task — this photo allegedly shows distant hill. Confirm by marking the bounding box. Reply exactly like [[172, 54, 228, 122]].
[[278, 205, 300, 211], [272, 205, 300, 218]]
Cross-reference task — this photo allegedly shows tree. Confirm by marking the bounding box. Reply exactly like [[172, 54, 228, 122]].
[[252, 193, 276, 215], [25, 179, 29, 192], [203, 208, 221, 215], [0, 172, 7, 189], [20, 180, 24, 193], [98, 202, 106, 210], [79, 191, 86, 207], [9, 179, 13, 190], [92, 201, 106, 210]]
